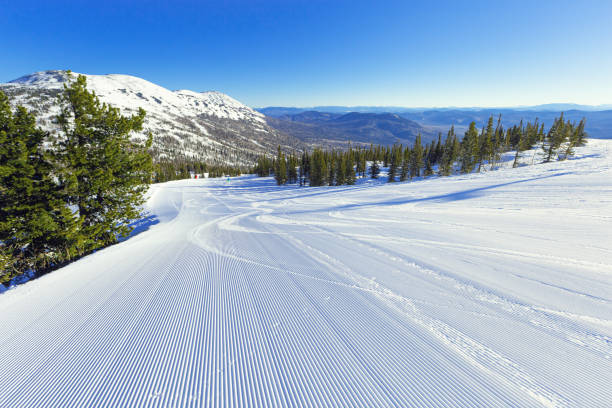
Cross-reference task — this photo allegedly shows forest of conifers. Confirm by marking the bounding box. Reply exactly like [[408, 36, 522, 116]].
[[255, 114, 587, 187]]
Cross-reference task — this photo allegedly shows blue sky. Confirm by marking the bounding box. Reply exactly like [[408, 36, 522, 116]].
[[2, 0, 612, 107]]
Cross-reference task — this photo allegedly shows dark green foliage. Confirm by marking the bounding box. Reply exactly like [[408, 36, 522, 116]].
[[254, 155, 273, 177], [54, 75, 153, 252], [287, 153, 299, 183], [309, 148, 327, 186], [1, 74, 156, 284], [345, 149, 356, 185], [543, 113, 567, 162], [274, 146, 288, 185], [399, 145, 411, 181], [410, 134, 423, 178], [460, 122, 479, 173], [154, 159, 244, 182], [478, 117, 494, 172], [0, 92, 80, 283], [369, 159, 380, 179], [439, 127, 458, 176], [387, 144, 402, 182], [512, 123, 526, 168]]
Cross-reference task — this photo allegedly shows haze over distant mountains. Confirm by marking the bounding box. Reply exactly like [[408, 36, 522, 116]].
[[265, 111, 433, 147], [259, 104, 612, 140]]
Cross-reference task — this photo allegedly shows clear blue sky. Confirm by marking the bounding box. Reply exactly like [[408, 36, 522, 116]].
[[2, 0, 612, 107]]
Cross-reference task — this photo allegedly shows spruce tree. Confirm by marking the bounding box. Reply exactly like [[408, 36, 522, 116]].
[[543, 113, 566, 162], [399, 145, 410, 181], [369, 159, 380, 179], [345, 151, 355, 185], [336, 154, 346, 185], [387, 144, 401, 182], [410, 134, 424, 178], [54, 74, 152, 252], [512, 126, 526, 168], [461, 122, 479, 173], [480, 116, 494, 171], [0, 92, 80, 282], [274, 146, 287, 185]]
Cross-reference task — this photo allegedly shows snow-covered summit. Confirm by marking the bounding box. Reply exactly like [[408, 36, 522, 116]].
[[1, 70, 300, 163], [7, 70, 264, 123]]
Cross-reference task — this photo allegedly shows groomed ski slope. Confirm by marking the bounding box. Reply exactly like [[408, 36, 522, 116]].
[[1, 141, 611, 407]]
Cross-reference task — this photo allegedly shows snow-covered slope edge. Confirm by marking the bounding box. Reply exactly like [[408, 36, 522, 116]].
[[1, 70, 303, 165]]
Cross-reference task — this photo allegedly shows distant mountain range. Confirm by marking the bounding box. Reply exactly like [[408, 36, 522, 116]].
[[259, 105, 612, 139], [265, 111, 435, 147]]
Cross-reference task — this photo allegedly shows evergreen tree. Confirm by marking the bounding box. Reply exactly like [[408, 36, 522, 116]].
[[387, 144, 402, 182], [574, 118, 587, 146], [479, 116, 494, 172], [512, 125, 526, 168], [439, 127, 456, 176], [369, 159, 380, 179], [562, 118, 587, 159], [410, 134, 424, 178], [0, 92, 80, 282], [543, 113, 566, 162], [399, 145, 410, 181], [54, 74, 153, 252], [336, 154, 346, 185], [274, 146, 287, 185], [345, 151, 356, 185], [461, 122, 479, 173]]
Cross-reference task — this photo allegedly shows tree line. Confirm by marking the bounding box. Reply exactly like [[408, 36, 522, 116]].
[[1, 74, 153, 285], [154, 159, 246, 183], [256, 114, 587, 187]]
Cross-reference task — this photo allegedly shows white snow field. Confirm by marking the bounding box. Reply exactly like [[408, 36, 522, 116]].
[[1, 141, 611, 407]]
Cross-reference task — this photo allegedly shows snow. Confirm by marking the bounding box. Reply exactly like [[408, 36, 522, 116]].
[[1, 141, 611, 407], [7, 70, 265, 123], [1, 71, 272, 164]]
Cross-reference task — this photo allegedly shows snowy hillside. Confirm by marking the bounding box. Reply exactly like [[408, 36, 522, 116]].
[[1, 141, 611, 407], [1, 70, 302, 164]]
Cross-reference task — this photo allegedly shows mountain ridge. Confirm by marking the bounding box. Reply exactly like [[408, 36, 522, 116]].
[[1, 70, 304, 165]]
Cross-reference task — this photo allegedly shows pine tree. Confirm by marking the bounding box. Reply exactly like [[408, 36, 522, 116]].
[[574, 118, 587, 146], [345, 151, 355, 185], [0, 92, 80, 282], [512, 125, 526, 168], [490, 115, 504, 170], [543, 113, 566, 162], [54, 74, 153, 252], [399, 145, 410, 181], [439, 127, 455, 176], [274, 146, 287, 185], [461, 122, 479, 173], [387, 144, 402, 182], [558, 118, 584, 160], [336, 154, 346, 185], [410, 134, 424, 178], [479, 116, 494, 172], [327, 152, 336, 186], [369, 159, 380, 179]]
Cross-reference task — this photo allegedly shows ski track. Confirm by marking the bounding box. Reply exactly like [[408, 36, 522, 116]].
[[1, 141, 612, 407]]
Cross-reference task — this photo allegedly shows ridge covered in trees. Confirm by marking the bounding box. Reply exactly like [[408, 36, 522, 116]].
[[256, 114, 587, 187], [1, 74, 153, 284]]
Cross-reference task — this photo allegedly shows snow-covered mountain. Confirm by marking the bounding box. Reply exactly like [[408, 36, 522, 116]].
[[1, 70, 303, 165]]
